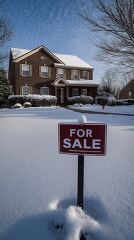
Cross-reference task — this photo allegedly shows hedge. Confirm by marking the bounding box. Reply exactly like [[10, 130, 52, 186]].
[[8, 94, 57, 107], [67, 95, 93, 105]]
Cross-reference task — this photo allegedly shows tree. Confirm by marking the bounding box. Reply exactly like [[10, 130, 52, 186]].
[[80, 0, 134, 74], [0, 1, 12, 64], [0, 68, 11, 105], [99, 69, 117, 95]]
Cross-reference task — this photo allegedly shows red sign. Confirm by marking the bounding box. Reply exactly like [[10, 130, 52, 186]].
[[58, 123, 107, 155]]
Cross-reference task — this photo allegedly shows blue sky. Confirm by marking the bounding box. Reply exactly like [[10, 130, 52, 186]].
[[3, 0, 107, 82]]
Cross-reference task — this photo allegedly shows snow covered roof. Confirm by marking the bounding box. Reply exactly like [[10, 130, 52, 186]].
[[11, 48, 30, 60], [54, 54, 93, 69], [10, 46, 93, 69], [66, 80, 99, 86]]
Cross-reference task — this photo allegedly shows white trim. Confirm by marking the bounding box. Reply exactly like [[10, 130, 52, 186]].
[[40, 66, 49, 78]]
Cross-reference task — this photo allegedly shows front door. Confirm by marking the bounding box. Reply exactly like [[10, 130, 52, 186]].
[[57, 88, 64, 105]]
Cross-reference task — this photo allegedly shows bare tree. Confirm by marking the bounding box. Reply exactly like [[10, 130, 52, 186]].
[[99, 69, 117, 95], [80, 0, 134, 74], [0, 2, 12, 64]]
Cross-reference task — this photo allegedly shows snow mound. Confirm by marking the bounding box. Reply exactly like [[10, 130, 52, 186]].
[[2, 205, 109, 240]]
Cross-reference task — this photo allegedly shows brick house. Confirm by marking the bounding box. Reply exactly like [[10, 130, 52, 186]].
[[8, 45, 98, 104], [119, 79, 134, 99]]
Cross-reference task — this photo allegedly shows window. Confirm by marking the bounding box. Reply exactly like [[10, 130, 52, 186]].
[[71, 70, 79, 80], [22, 64, 30, 76], [81, 89, 87, 96], [22, 86, 30, 95], [40, 66, 49, 78], [40, 87, 49, 95], [57, 68, 64, 78], [83, 71, 88, 79], [72, 88, 78, 96]]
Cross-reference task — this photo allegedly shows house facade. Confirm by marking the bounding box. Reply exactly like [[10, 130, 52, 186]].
[[119, 79, 134, 99], [9, 45, 98, 104]]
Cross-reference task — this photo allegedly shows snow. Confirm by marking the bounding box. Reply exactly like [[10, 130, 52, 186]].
[[0, 107, 134, 239], [11, 48, 30, 59], [10, 48, 92, 69], [54, 54, 93, 69], [69, 104, 134, 115], [66, 80, 98, 86]]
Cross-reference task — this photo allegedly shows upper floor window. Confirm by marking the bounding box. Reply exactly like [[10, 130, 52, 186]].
[[71, 70, 79, 80], [57, 68, 64, 78], [40, 66, 48, 78], [83, 71, 88, 79], [21, 64, 31, 77]]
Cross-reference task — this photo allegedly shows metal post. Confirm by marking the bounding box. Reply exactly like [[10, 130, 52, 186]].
[[77, 154, 84, 209]]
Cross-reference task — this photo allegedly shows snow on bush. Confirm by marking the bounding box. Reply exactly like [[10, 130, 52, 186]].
[[23, 102, 32, 108], [67, 95, 93, 105], [14, 103, 22, 108], [95, 93, 116, 106], [8, 94, 57, 107]]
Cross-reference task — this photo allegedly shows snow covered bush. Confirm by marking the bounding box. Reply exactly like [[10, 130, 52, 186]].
[[14, 103, 22, 108], [95, 93, 116, 107], [23, 102, 32, 108], [8, 95, 57, 107], [67, 95, 93, 105]]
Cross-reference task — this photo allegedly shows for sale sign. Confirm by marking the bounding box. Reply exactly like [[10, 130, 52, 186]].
[[58, 123, 107, 155]]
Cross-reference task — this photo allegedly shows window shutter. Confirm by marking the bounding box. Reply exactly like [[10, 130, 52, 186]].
[[56, 68, 58, 79], [64, 69, 66, 79], [71, 70, 73, 80], [39, 66, 41, 77], [48, 67, 51, 78], [19, 64, 22, 76], [87, 71, 89, 79], [30, 65, 32, 76]]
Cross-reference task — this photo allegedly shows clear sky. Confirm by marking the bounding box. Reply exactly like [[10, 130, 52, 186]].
[[2, 0, 108, 82]]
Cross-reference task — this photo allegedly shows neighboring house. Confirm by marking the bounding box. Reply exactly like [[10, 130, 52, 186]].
[[8, 45, 98, 104], [119, 79, 134, 99]]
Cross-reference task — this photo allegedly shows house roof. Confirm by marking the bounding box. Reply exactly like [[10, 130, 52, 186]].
[[66, 80, 98, 86], [52, 78, 98, 87], [10, 46, 93, 69]]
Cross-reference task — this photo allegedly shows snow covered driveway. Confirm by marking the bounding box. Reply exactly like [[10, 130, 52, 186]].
[[0, 107, 134, 240]]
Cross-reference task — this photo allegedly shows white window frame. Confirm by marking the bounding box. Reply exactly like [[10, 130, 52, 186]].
[[22, 85, 30, 95], [40, 87, 49, 95], [72, 88, 78, 96], [72, 70, 79, 80], [22, 64, 30, 77], [83, 71, 88, 79], [81, 89, 87, 96], [40, 66, 49, 78], [57, 68, 64, 78]]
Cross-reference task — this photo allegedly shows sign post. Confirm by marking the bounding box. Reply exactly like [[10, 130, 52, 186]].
[[77, 154, 84, 209], [58, 117, 107, 209]]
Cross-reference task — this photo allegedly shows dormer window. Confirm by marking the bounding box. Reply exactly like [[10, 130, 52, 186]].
[[71, 70, 79, 80], [40, 66, 48, 78], [21, 64, 31, 77], [57, 68, 64, 78]]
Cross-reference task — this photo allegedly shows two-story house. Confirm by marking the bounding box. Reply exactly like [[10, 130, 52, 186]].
[[8, 45, 98, 104]]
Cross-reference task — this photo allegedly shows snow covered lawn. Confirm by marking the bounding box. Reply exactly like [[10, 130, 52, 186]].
[[69, 104, 134, 115], [0, 107, 134, 240]]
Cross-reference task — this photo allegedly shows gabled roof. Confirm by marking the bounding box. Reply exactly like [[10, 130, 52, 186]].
[[10, 45, 93, 69], [11, 45, 64, 64]]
